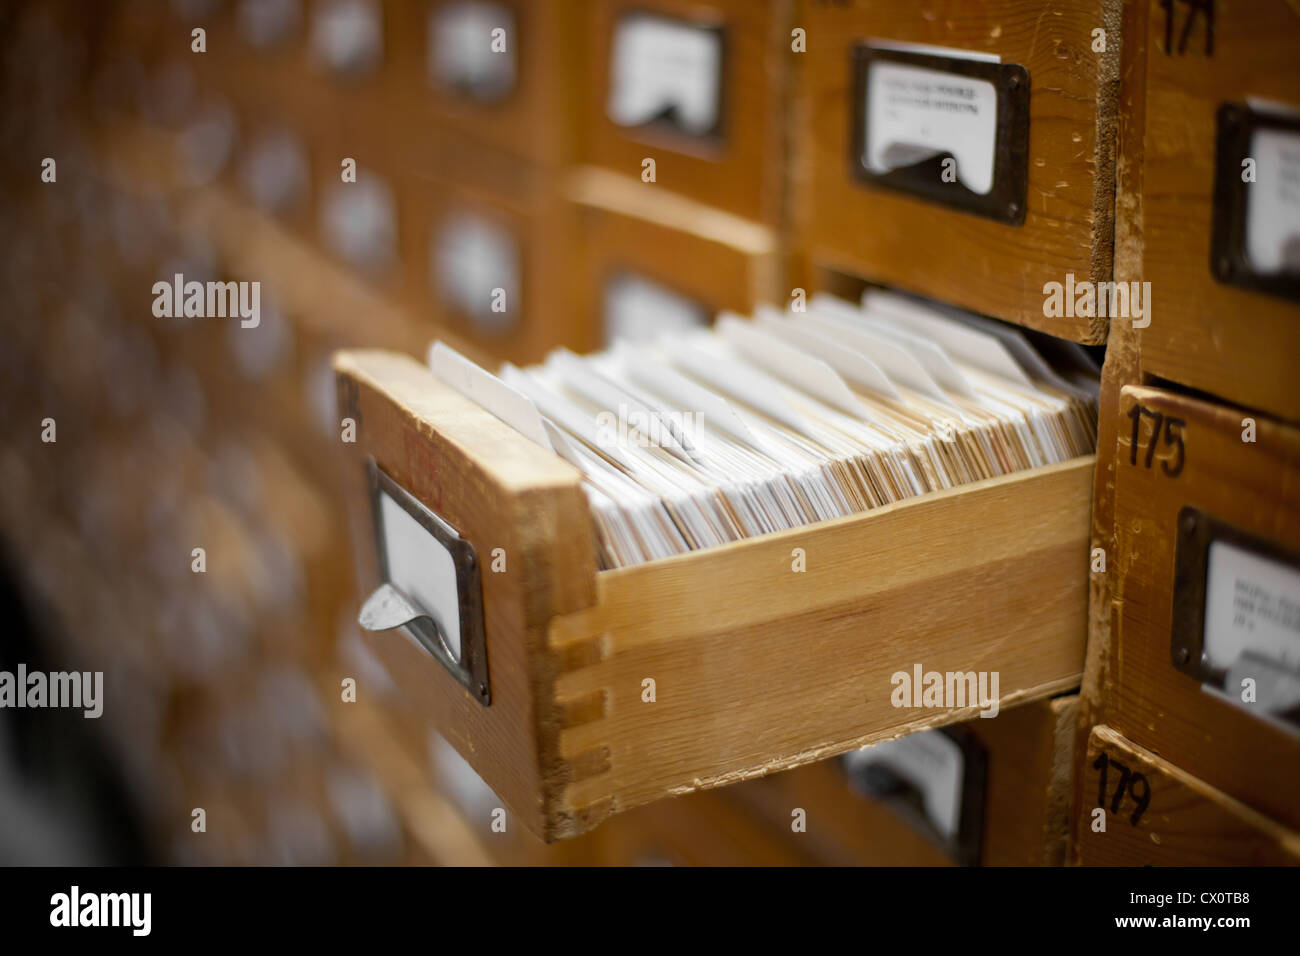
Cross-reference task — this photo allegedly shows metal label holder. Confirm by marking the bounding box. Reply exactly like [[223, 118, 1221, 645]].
[[360, 461, 491, 705], [850, 46, 1030, 225], [1171, 506, 1300, 733], [1210, 102, 1300, 304]]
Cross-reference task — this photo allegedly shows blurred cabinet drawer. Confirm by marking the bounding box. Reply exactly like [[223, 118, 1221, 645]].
[[390, 0, 581, 168], [798, 0, 1120, 342], [412, 149, 583, 363], [1120, 0, 1300, 421], [332, 349, 1092, 841], [580, 0, 789, 224], [1105, 385, 1300, 831], [733, 695, 1078, 866], [1073, 725, 1300, 866], [566, 167, 781, 349], [194, 0, 399, 143]]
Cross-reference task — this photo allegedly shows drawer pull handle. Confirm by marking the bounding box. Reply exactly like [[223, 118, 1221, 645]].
[[359, 583, 457, 663]]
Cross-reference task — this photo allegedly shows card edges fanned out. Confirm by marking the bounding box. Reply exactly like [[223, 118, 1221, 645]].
[[430, 298, 1099, 570]]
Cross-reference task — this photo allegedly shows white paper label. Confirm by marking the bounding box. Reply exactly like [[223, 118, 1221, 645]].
[[845, 730, 965, 842], [320, 173, 397, 271], [377, 490, 462, 661], [607, 13, 722, 136], [604, 272, 708, 344], [1245, 126, 1300, 275], [428, 1, 515, 100], [865, 60, 998, 195], [432, 213, 520, 333], [1203, 540, 1300, 673]]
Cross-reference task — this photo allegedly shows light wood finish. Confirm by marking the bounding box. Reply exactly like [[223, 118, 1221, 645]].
[[797, 0, 1121, 342], [566, 166, 782, 349], [1116, 0, 1300, 423], [1073, 725, 1300, 866], [336, 349, 1093, 840], [1094, 385, 1300, 831], [732, 695, 1078, 866], [335, 348, 598, 842], [580, 0, 791, 225]]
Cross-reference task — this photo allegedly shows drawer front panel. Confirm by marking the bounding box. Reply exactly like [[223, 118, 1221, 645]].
[[567, 167, 781, 348], [799, 0, 1120, 341], [1126, 0, 1300, 422], [548, 463, 1091, 824], [1073, 725, 1300, 866], [580, 0, 788, 224], [1108, 385, 1300, 830], [335, 349, 598, 840]]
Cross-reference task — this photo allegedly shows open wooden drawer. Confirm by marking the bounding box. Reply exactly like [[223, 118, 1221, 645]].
[[334, 349, 1094, 841]]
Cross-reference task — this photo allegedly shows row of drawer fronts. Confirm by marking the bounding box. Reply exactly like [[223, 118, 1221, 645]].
[[1074, 726, 1299, 866], [175, 0, 785, 221], [335, 348, 1092, 840], [1104, 384, 1300, 832], [175, 0, 1086, 343], [145, 57, 774, 360], [202, 114, 770, 357], [154, 0, 1300, 372]]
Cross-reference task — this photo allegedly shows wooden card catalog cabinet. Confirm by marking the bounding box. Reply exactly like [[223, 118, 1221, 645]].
[[333, 349, 1092, 840], [799, 0, 1121, 342], [581, 0, 788, 224], [1104, 385, 1300, 833], [1118, 0, 1300, 421], [1072, 726, 1300, 866]]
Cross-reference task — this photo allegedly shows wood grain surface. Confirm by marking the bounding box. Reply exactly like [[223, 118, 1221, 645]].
[[548, 455, 1093, 833], [1100, 384, 1300, 831], [797, 0, 1121, 341], [336, 350, 1094, 839], [1073, 725, 1300, 865], [1122, 0, 1300, 423]]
